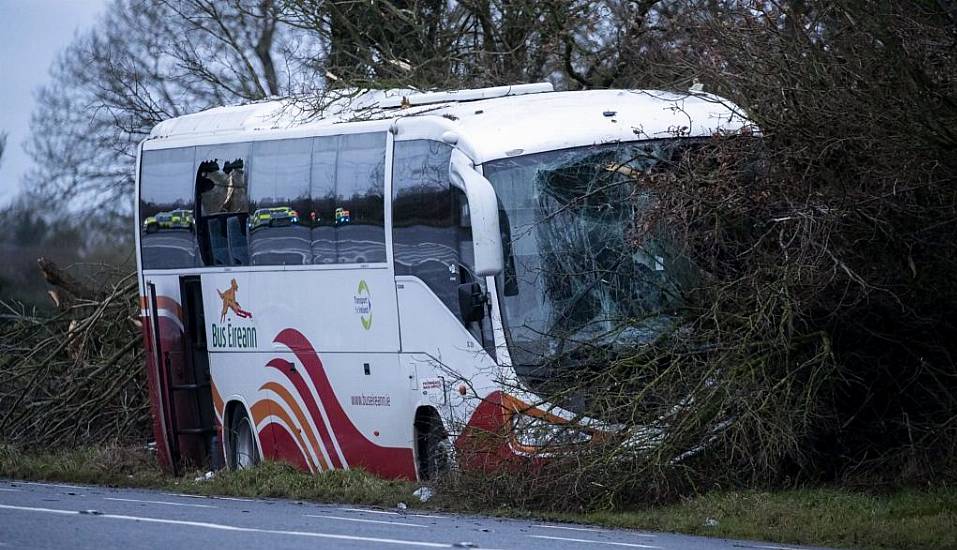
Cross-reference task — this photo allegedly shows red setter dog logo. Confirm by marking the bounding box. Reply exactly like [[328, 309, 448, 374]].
[[217, 278, 252, 322]]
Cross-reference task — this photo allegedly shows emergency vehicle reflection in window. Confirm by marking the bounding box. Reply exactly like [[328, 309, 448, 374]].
[[310, 136, 338, 264], [139, 146, 199, 269], [334, 133, 386, 264], [195, 143, 250, 267], [310, 133, 386, 264], [249, 138, 311, 265]]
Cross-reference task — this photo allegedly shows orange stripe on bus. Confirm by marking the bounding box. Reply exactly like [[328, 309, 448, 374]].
[[260, 381, 329, 471], [249, 399, 318, 471], [501, 393, 568, 425], [210, 380, 224, 423], [140, 295, 184, 321], [250, 400, 273, 427]]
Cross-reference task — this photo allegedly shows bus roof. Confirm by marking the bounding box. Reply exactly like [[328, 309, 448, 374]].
[[146, 84, 752, 163]]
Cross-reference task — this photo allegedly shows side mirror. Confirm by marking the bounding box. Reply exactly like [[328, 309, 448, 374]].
[[458, 281, 487, 323], [450, 149, 504, 276]]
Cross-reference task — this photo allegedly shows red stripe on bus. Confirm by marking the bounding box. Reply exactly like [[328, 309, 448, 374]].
[[273, 328, 416, 480], [260, 381, 329, 471], [265, 358, 345, 470], [260, 422, 310, 472], [251, 397, 318, 472]]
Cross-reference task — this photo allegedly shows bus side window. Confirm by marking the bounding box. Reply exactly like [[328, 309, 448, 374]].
[[139, 147, 199, 269], [248, 138, 311, 266], [335, 133, 386, 264], [310, 133, 387, 265], [194, 144, 250, 266], [393, 140, 495, 356], [311, 136, 338, 264], [393, 140, 456, 308]]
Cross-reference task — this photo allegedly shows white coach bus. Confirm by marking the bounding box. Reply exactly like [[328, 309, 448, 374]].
[[135, 83, 750, 479]]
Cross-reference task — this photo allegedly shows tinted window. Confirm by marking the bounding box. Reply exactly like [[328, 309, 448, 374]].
[[393, 140, 457, 310], [393, 140, 492, 352], [334, 133, 386, 264], [195, 143, 250, 266], [140, 147, 199, 269], [249, 139, 311, 265], [310, 136, 338, 264], [308, 133, 386, 264]]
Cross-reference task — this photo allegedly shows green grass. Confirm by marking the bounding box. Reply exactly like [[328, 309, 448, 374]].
[[173, 461, 417, 507], [0, 444, 166, 488], [0, 444, 417, 508], [551, 489, 957, 550], [1, 445, 953, 549]]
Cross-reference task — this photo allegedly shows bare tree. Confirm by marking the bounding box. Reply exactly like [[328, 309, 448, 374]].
[[440, 1, 957, 508], [281, 0, 690, 89], [8, 0, 956, 501], [26, 0, 696, 213], [25, 0, 317, 214], [0, 131, 6, 170]]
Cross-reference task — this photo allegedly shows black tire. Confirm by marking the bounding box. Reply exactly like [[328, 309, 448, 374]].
[[227, 407, 260, 470], [417, 416, 452, 481]]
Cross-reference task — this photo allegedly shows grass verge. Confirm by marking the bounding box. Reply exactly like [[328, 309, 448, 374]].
[[547, 489, 957, 550], [0, 444, 416, 508], [0, 444, 953, 550]]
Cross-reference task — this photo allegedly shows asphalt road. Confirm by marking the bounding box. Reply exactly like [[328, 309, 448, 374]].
[[0, 479, 829, 550]]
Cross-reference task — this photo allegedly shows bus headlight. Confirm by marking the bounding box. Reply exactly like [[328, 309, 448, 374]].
[[511, 413, 592, 448]]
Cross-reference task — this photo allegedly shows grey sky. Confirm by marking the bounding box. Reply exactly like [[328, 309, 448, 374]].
[[0, 0, 105, 207]]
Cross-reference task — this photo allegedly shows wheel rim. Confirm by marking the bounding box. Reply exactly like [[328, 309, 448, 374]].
[[431, 439, 452, 477], [233, 416, 257, 469]]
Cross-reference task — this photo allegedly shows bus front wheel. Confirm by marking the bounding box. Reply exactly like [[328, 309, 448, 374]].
[[228, 406, 260, 470], [416, 411, 452, 481]]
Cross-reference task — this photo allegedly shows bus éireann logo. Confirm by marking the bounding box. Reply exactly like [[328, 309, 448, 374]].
[[211, 278, 257, 349], [217, 278, 253, 322], [354, 280, 372, 330]]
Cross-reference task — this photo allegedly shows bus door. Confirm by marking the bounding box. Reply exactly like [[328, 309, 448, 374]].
[[165, 276, 221, 472], [145, 280, 176, 471]]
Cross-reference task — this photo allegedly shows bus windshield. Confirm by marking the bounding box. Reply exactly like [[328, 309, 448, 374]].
[[484, 139, 699, 373]]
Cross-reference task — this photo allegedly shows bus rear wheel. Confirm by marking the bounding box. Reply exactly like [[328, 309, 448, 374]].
[[228, 407, 260, 470]]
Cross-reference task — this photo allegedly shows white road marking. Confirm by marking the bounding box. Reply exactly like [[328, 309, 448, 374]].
[[0, 503, 500, 549], [0, 504, 74, 516], [340, 507, 401, 515], [163, 492, 255, 502], [538, 525, 602, 532], [0, 488, 20, 492], [741, 546, 804, 550], [340, 508, 445, 520], [529, 535, 663, 549], [104, 497, 217, 509], [538, 525, 655, 537], [8, 481, 87, 490], [306, 514, 427, 528]]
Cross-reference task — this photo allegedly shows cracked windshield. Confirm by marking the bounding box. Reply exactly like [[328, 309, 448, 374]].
[[486, 140, 698, 371]]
